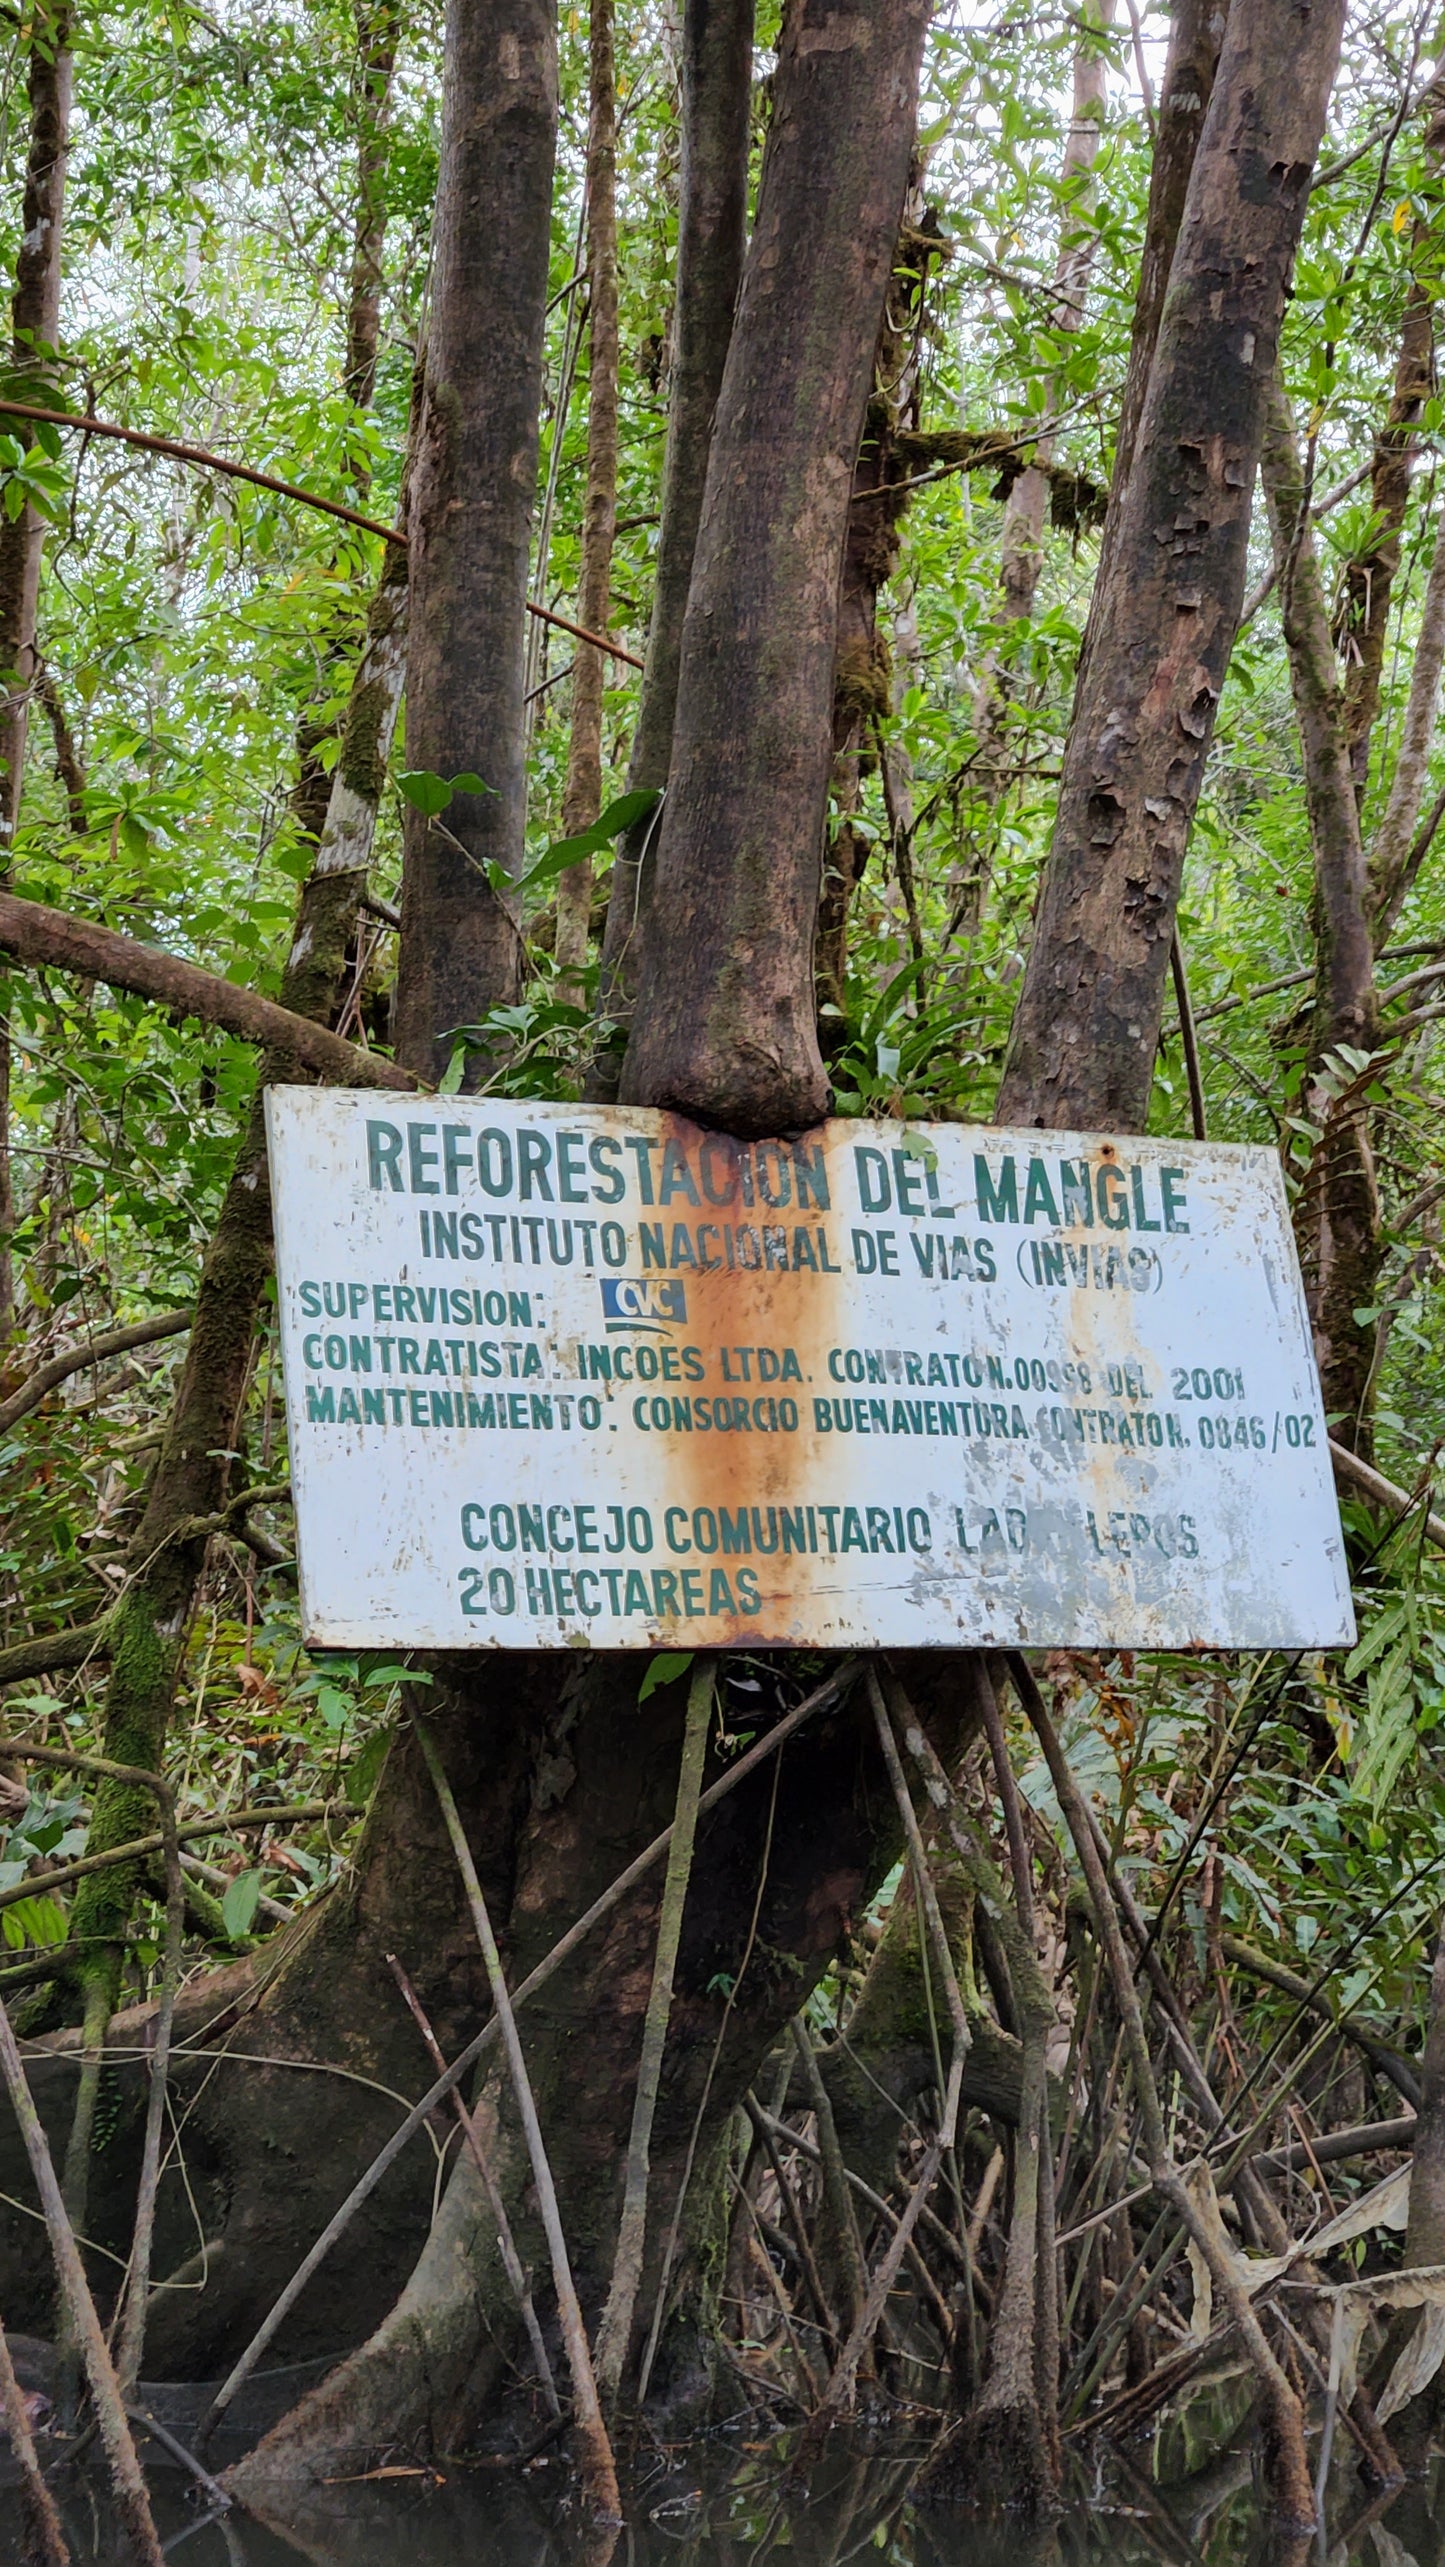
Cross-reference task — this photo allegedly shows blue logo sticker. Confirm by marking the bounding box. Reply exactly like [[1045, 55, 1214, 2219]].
[[600, 1277, 687, 1330]]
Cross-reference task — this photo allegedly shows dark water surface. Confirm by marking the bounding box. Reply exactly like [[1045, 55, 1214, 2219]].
[[12, 2435, 1445, 2567]]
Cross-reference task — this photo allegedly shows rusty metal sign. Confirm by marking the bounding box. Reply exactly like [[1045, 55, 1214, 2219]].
[[264, 1089, 1354, 1653]]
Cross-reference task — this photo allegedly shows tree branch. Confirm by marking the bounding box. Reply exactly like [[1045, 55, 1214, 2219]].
[[1218, 1930, 1420, 2106], [0, 1310, 191, 1434], [0, 396, 405, 542], [0, 400, 643, 666], [0, 891, 417, 1089], [1372, 521, 1445, 939], [0, 1618, 111, 1683], [1329, 1435, 1445, 1550]]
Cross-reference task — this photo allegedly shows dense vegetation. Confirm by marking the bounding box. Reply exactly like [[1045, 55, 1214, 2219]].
[[8, 0, 1445, 2556]]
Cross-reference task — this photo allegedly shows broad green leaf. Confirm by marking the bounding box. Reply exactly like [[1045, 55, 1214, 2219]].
[[316, 1684, 351, 1731], [518, 788, 661, 892], [2, 1894, 68, 1948], [396, 768, 455, 818], [638, 1650, 693, 1704], [221, 1871, 264, 1940], [397, 767, 496, 818], [346, 1730, 391, 1809]]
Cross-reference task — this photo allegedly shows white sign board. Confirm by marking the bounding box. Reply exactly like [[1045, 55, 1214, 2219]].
[[264, 1090, 1354, 1653]]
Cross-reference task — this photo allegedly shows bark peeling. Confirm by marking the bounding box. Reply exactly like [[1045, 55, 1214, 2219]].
[[997, 0, 1345, 1133]]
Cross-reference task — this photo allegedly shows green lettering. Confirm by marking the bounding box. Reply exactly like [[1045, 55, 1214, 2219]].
[[974, 1154, 1019, 1224]]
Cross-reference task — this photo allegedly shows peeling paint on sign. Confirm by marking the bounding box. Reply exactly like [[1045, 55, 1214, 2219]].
[[264, 1090, 1355, 1653]]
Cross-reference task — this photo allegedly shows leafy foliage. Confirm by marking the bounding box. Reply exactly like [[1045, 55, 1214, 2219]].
[[4, 12, 1445, 2440]]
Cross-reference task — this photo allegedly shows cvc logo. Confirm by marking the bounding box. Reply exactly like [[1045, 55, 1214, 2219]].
[[600, 1277, 688, 1332]]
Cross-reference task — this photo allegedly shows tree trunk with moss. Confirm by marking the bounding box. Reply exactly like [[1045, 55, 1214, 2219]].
[[281, 0, 402, 869], [998, 0, 1340, 1130], [816, 180, 941, 1037], [1260, 374, 1382, 1458], [0, 0, 71, 1349], [0, 0, 69, 867], [1097, 0, 1230, 592], [1339, 71, 1445, 793], [344, 0, 401, 423]]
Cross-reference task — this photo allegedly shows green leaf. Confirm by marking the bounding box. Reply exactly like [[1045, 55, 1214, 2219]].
[[638, 1650, 693, 1704], [396, 769, 454, 817], [899, 1129, 939, 1169], [346, 1730, 391, 1809], [396, 767, 496, 818], [221, 1871, 263, 1940], [1345, 1600, 1410, 1681], [519, 788, 661, 892], [1, 1894, 68, 1949]]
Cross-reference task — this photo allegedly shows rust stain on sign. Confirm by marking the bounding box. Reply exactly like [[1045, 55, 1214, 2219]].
[[264, 1091, 1354, 1654]]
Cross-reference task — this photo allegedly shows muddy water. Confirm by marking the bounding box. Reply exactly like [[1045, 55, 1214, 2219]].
[[13, 2441, 1445, 2567]]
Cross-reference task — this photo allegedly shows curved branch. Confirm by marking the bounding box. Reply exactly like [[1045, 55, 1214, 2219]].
[[0, 400, 643, 666], [1219, 1930, 1420, 2107], [0, 397, 403, 542], [0, 1309, 191, 1433], [0, 891, 417, 1089]]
